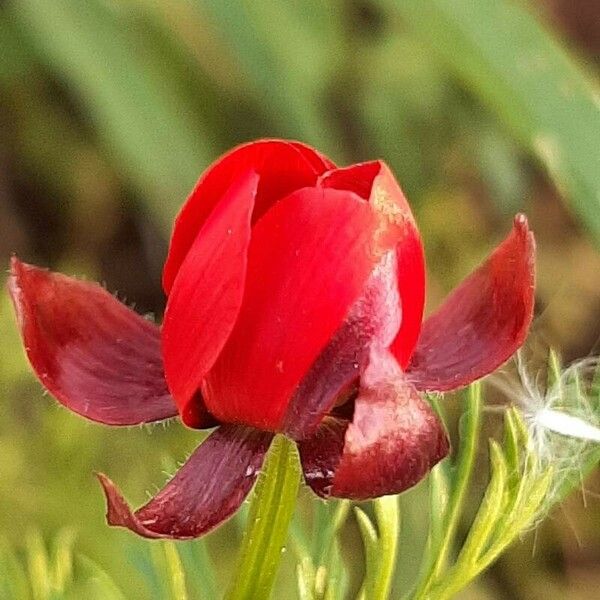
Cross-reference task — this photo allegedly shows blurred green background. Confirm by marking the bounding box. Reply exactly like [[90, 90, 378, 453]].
[[1, 0, 599, 598]]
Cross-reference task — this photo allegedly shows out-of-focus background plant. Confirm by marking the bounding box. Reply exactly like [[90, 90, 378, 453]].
[[1, 0, 599, 598]]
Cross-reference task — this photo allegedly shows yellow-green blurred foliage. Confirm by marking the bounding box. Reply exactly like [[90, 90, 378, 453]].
[[0, 1, 599, 598]]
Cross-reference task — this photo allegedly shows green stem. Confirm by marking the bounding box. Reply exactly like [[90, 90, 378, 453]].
[[411, 383, 482, 599], [355, 495, 400, 600], [226, 435, 301, 600], [371, 496, 400, 600], [162, 542, 188, 600]]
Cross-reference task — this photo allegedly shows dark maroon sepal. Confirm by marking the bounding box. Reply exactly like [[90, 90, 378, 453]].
[[8, 258, 181, 425], [98, 425, 273, 539], [407, 214, 535, 392], [298, 347, 449, 500]]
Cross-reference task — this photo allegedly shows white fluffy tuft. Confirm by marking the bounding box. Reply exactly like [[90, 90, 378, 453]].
[[490, 352, 600, 519]]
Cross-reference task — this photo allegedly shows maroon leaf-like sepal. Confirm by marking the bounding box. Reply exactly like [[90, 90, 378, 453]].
[[97, 425, 272, 539], [298, 347, 449, 500], [407, 214, 535, 392], [8, 258, 179, 425]]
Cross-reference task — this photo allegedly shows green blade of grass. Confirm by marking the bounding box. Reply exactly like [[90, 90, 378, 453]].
[[372, 495, 401, 600], [354, 508, 378, 600], [162, 542, 188, 600], [0, 539, 31, 600], [411, 383, 483, 599], [75, 556, 127, 600], [322, 540, 348, 600], [451, 441, 509, 571], [26, 530, 50, 600], [390, 0, 600, 244], [177, 541, 217, 600], [355, 496, 400, 600], [199, 0, 341, 156], [49, 529, 76, 593], [15, 0, 213, 230]]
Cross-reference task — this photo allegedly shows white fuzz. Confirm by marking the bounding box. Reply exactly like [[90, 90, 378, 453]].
[[490, 352, 600, 517], [491, 353, 600, 456], [533, 408, 600, 443]]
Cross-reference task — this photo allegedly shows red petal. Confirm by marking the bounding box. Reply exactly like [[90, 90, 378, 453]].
[[8, 258, 179, 425], [98, 425, 272, 539], [298, 347, 449, 499], [321, 161, 425, 367], [203, 187, 402, 431], [319, 160, 381, 199], [283, 250, 401, 439], [289, 141, 336, 172], [161, 170, 258, 426], [163, 139, 333, 294], [407, 215, 535, 391]]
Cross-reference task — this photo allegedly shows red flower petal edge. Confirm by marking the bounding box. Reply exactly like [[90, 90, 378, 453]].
[[203, 186, 403, 431], [320, 161, 426, 368], [162, 139, 333, 294], [8, 258, 180, 425], [162, 170, 258, 426], [289, 140, 336, 172], [407, 214, 535, 392], [298, 347, 449, 500], [97, 425, 273, 539]]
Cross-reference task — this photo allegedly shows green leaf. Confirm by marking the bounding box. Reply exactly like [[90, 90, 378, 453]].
[[479, 467, 553, 571], [292, 498, 350, 600], [419, 463, 451, 577], [49, 529, 76, 593], [0, 538, 30, 600], [26, 530, 51, 600], [226, 435, 301, 600], [354, 507, 378, 600], [15, 0, 213, 230], [177, 541, 218, 600], [501, 409, 522, 493], [411, 383, 482, 599], [75, 556, 127, 600], [415, 396, 452, 582], [198, 0, 342, 156], [296, 557, 317, 600], [312, 500, 350, 570], [356, 495, 400, 600], [162, 542, 188, 600], [451, 441, 508, 572], [390, 0, 600, 244], [547, 349, 563, 390], [0, 10, 38, 82], [321, 540, 348, 600], [372, 496, 401, 600]]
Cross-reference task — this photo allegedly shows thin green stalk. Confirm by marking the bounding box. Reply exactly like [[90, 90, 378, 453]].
[[49, 528, 76, 593], [177, 541, 217, 600], [163, 542, 188, 600], [226, 435, 301, 600], [412, 383, 482, 599], [26, 530, 50, 600], [372, 496, 400, 600], [355, 495, 400, 600], [416, 396, 452, 580], [313, 500, 350, 571]]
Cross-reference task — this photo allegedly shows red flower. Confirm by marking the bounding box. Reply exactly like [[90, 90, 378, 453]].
[[8, 139, 535, 539]]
